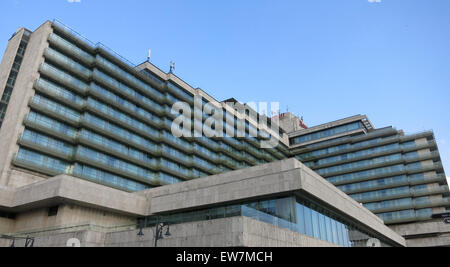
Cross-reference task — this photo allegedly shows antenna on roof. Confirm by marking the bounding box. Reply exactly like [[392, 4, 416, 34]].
[[169, 61, 176, 74], [147, 49, 151, 62]]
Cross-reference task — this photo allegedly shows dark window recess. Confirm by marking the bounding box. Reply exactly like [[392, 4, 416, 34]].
[[0, 211, 16, 219], [48, 206, 59, 217]]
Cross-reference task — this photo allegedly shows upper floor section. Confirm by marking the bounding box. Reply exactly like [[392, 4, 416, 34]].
[[289, 115, 374, 148]]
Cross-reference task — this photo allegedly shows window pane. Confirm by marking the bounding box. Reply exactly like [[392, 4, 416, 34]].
[[319, 213, 327, 241], [304, 205, 313, 237], [296, 204, 306, 235], [312, 209, 320, 239]]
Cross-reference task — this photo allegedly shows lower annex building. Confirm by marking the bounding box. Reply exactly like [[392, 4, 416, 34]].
[[0, 20, 445, 246]]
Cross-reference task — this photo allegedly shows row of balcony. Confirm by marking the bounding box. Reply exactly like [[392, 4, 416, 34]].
[[328, 161, 444, 187], [304, 141, 438, 170], [294, 130, 437, 163], [43, 47, 92, 81], [38, 61, 285, 161], [339, 174, 448, 195], [48, 26, 286, 148], [317, 151, 441, 179], [367, 197, 450, 214], [379, 209, 434, 225], [22, 113, 232, 178], [19, 116, 243, 181], [351, 185, 450, 204]]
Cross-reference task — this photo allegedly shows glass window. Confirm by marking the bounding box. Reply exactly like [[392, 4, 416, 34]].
[[303, 205, 313, 237], [331, 219, 339, 245], [325, 216, 333, 243], [296, 203, 306, 235], [311, 209, 321, 239], [319, 213, 327, 242]]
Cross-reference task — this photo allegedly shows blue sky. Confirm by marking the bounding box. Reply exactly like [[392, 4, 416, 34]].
[[1, 0, 449, 181]]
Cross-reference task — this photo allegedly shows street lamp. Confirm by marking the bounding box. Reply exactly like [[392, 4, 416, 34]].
[[154, 222, 171, 247], [136, 220, 171, 247]]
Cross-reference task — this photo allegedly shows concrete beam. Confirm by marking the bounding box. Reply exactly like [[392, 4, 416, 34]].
[[0, 175, 149, 217]]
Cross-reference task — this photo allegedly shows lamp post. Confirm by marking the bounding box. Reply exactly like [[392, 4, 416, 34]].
[[154, 222, 171, 247], [2, 235, 35, 247], [136, 220, 171, 247]]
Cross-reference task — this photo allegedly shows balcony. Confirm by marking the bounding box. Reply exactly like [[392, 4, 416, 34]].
[[12, 151, 70, 177], [192, 136, 219, 152], [411, 185, 450, 197], [88, 84, 163, 129], [404, 151, 440, 164], [219, 156, 240, 170], [95, 55, 165, 103], [44, 48, 92, 81], [39, 63, 89, 94], [33, 79, 85, 110], [367, 198, 450, 214], [192, 145, 220, 163], [352, 188, 411, 203], [162, 153, 193, 168], [90, 72, 165, 116], [161, 132, 192, 153], [79, 115, 159, 156], [242, 154, 258, 165], [166, 82, 194, 104], [339, 178, 410, 195], [52, 20, 96, 52], [244, 143, 264, 159], [266, 147, 285, 160], [47, 33, 95, 66], [222, 137, 243, 150], [380, 209, 433, 225], [76, 133, 160, 170], [74, 150, 163, 187], [409, 173, 447, 185], [194, 162, 221, 175], [18, 133, 74, 161], [28, 96, 81, 126], [413, 198, 450, 209], [84, 99, 160, 142], [160, 162, 193, 180], [23, 113, 77, 143]]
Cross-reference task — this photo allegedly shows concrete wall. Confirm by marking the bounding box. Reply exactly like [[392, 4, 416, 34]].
[[0, 159, 405, 247], [6, 169, 46, 188], [105, 217, 336, 247], [9, 205, 136, 234], [0, 217, 14, 233], [0, 174, 146, 235], [0, 217, 337, 247], [0, 174, 149, 216], [143, 159, 405, 246], [404, 233, 450, 247], [0, 230, 106, 247], [0, 21, 52, 187], [389, 219, 450, 247]]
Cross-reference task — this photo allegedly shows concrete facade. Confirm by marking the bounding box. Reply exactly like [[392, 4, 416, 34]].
[[0, 159, 405, 247], [0, 20, 445, 247], [0, 217, 339, 247], [0, 22, 52, 187], [389, 220, 450, 247]]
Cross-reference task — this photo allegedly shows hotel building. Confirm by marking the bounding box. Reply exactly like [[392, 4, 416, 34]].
[[0, 20, 446, 247]]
